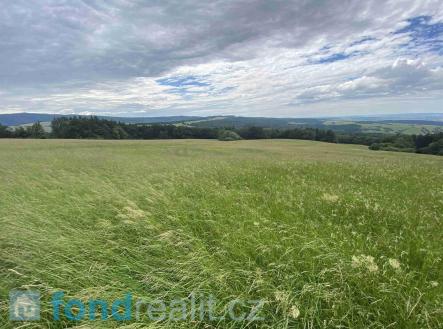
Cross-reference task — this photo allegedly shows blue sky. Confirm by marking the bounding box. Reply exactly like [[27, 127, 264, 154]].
[[156, 76, 210, 88], [396, 16, 443, 42], [0, 0, 442, 117]]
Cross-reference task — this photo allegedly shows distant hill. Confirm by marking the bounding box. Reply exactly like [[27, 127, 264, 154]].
[[183, 116, 443, 134], [0, 112, 202, 126], [343, 113, 443, 122], [0, 113, 64, 126], [1, 112, 443, 135]]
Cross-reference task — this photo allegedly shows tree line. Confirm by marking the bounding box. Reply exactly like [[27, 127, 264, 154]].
[[0, 116, 338, 143], [0, 122, 47, 138], [336, 131, 443, 155], [367, 133, 443, 155], [0, 116, 441, 155]]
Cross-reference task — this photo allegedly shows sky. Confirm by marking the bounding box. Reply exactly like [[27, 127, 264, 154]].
[[0, 0, 442, 118]]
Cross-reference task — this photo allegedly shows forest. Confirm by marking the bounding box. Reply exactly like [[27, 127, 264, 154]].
[[0, 116, 442, 155]]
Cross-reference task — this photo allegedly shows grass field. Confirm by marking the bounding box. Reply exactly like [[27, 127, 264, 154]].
[[1, 139, 442, 328]]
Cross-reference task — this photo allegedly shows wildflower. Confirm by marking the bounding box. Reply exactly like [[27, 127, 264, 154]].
[[253, 221, 260, 226], [430, 281, 439, 287], [289, 305, 300, 319], [254, 268, 264, 285], [351, 255, 361, 268], [123, 206, 145, 219], [274, 291, 289, 303], [322, 193, 339, 202], [352, 254, 379, 273], [388, 258, 401, 270], [158, 230, 175, 241], [116, 205, 145, 220], [367, 263, 379, 273]]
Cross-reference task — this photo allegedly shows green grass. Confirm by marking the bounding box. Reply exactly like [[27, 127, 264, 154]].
[[1, 139, 442, 328]]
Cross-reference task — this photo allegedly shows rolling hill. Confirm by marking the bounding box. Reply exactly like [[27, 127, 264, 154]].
[[1, 112, 443, 135]]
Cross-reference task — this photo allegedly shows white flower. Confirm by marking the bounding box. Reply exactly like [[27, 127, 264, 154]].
[[388, 258, 401, 270], [274, 291, 289, 303], [116, 205, 145, 220], [367, 263, 379, 273], [289, 305, 300, 319], [351, 255, 361, 268], [430, 281, 439, 287], [322, 193, 339, 202], [352, 254, 379, 273]]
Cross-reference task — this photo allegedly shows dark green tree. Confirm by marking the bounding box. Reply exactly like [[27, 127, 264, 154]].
[[0, 124, 12, 138], [27, 122, 46, 138]]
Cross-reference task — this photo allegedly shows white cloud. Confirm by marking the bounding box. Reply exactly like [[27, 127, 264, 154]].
[[0, 0, 442, 116]]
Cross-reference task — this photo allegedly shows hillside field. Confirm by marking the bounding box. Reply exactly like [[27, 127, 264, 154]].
[[322, 120, 443, 135], [1, 139, 442, 328]]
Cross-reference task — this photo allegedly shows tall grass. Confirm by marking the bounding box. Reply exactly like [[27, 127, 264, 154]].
[[1, 139, 442, 328]]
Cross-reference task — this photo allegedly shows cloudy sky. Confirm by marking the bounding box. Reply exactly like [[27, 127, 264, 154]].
[[1, 0, 443, 117]]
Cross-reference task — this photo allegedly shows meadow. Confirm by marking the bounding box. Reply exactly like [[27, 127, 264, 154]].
[[1, 139, 442, 328]]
